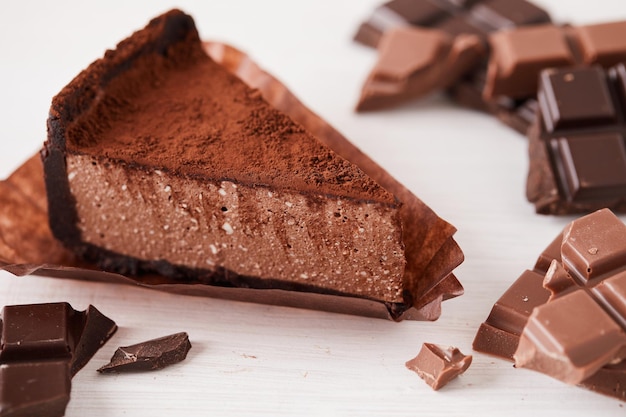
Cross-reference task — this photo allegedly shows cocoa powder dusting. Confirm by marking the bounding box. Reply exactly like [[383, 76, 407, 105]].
[[65, 36, 394, 204]]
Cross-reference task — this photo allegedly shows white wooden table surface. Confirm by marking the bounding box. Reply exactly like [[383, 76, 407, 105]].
[[1, 0, 625, 415]]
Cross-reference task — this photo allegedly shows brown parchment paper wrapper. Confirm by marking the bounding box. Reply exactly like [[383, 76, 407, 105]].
[[0, 42, 463, 321]]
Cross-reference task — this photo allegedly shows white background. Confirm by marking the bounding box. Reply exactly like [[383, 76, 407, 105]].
[[1, 1, 625, 415]]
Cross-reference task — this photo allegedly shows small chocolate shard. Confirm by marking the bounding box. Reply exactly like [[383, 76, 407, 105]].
[[71, 305, 118, 376], [98, 332, 191, 373], [405, 343, 472, 390]]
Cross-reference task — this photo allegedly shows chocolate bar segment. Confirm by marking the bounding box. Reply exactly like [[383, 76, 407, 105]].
[[515, 211, 626, 383], [0, 303, 80, 362], [474, 209, 626, 400], [527, 63, 626, 215], [0, 360, 71, 417], [515, 282, 626, 384], [354, 0, 550, 48], [472, 269, 549, 360], [485, 21, 626, 100], [0, 303, 116, 417], [356, 27, 484, 111]]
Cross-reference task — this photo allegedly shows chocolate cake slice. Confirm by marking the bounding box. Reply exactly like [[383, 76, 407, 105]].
[[43, 10, 462, 317]]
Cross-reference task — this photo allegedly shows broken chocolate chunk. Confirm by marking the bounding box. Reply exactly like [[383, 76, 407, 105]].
[[356, 26, 485, 111], [98, 332, 191, 373], [473, 209, 626, 400], [405, 343, 472, 390], [514, 210, 626, 384]]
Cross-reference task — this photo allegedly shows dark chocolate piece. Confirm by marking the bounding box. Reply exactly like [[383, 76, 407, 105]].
[[71, 305, 118, 375], [98, 332, 191, 373], [353, 0, 550, 118], [515, 210, 626, 384], [0, 360, 71, 417], [473, 209, 626, 400], [0, 303, 116, 417], [527, 63, 626, 215], [354, 0, 551, 48], [356, 27, 484, 111], [1, 303, 116, 376], [455, 20, 626, 134], [405, 343, 472, 390], [0, 303, 80, 363], [485, 21, 626, 100]]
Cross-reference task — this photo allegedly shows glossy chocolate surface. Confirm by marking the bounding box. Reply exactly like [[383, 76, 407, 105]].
[[405, 343, 472, 390], [98, 332, 191, 373], [0, 303, 79, 363], [0, 360, 71, 417], [473, 209, 626, 399], [485, 21, 626, 100], [527, 63, 626, 214], [0, 303, 116, 417]]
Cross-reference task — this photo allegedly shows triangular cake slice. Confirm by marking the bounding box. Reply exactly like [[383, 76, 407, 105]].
[[43, 10, 462, 318]]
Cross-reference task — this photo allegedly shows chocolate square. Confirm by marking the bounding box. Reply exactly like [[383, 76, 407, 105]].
[[487, 25, 575, 99], [487, 270, 548, 335], [528, 64, 626, 214], [540, 67, 617, 132], [0, 303, 77, 362], [549, 134, 626, 203], [560, 208, 626, 282], [577, 21, 626, 67]]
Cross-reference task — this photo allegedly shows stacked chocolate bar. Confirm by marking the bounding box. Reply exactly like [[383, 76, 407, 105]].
[[474, 208, 626, 400], [354, 0, 626, 215]]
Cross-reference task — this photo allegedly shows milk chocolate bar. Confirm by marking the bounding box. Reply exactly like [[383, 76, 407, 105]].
[[473, 209, 626, 400], [527, 63, 626, 215], [454, 21, 626, 135], [354, 0, 550, 48], [485, 21, 626, 100], [515, 210, 626, 384], [353, 0, 550, 116], [356, 27, 484, 111], [0, 303, 117, 416]]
